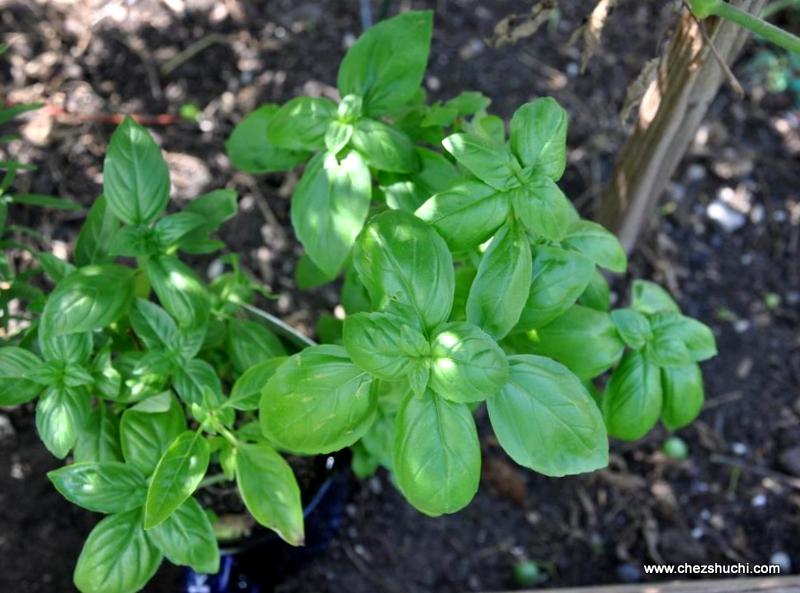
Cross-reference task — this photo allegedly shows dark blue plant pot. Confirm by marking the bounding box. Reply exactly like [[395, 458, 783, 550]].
[[183, 456, 350, 593]]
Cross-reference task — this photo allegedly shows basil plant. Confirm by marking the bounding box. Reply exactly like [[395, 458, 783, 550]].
[[229, 8, 717, 517], [1, 118, 302, 593]]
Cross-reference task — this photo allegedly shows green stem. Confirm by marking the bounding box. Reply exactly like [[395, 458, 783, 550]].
[[235, 301, 317, 349], [713, 2, 800, 54], [198, 473, 230, 489]]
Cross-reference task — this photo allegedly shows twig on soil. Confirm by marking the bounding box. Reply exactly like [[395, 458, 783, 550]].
[[161, 33, 228, 76], [710, 454, 800, 491], [39, 105, 179, 126]]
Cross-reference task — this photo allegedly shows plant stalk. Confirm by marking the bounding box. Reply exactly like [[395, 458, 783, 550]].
[[236, 301, 317, 348], [713, 1, 800, 52]]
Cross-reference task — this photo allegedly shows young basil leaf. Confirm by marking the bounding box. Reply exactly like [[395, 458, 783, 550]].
[[563, 220, 627, 274], [73, 510, 162, 593], [267, 96, 337, 151], [631, 280, 680, 315], [509, 98, 568, 180], [343, 311, 430, 381], [0, 347, 43, 406], [611, 308, 652, 350], [62, 363, 95, 388], [337, 10, 433, 116], [235, 442, 305, 546], [579, 268, 611, 311], [350, 118, 419, 173], [123, 351, 173, 403], [226, 318, 286, 375], [296, 254, 336, 290], [601, 350, 663, 441], [103, 117, 170, 225], [120, 392, 187, 476], [488, 355, 608, 476], [147, 497, 220, 574], [226, 104, 311, 173], [466, 221, 532, 339], [516, 246, 594, 331], [429, 322, 509, 403], [108, 226, 157, 258], [229, 356, 287, 411], [73, 403, 123, 463], [35, 385, 90, 459], [354, 210, 454, 331], [130, 298, 180, 352], [39, 329, 94, 364], [352, 441, 381, 478], [291, 150, 371, 278], [511, 176, 577, 242], [648, 312, 717, 363], [74, 195, 120, 266], [661, 363, 704, 431], [381, 148, 460, 213], [260, 345, 376, 454], [393, 390, 480, 516], [446, 91, 491, 116], [144, 430, 210, 529], [178, 189, 239, 254], [145, 254, 210, 330], [47, 461, 147, 513], [416, 180, 510, 252], [442, 132, 520, 191], [41, 264, 135, 339], [325, 120, 354, 155], [154, 211, 207, 249], [173, 359, 223, 407], [36, 252, 76, 283], [510, 305, 625, 380]]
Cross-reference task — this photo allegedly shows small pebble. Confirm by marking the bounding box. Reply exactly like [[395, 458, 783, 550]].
[[0, 415, 15, 440], [731, 442, 749, 455], [751, 493, 767, 508], [707, 200, 746, 232], [733, 319, 751, 333], [616, 563, 642, 583], [691, 527, 705, 539], [770, 551, 792, 573]]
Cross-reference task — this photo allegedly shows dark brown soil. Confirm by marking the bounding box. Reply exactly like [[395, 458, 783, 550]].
[[2, 1, 800, 592]]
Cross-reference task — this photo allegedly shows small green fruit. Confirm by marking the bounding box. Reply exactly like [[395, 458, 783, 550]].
[[662, 436, 689, 460], [513, 560, 545, 587]]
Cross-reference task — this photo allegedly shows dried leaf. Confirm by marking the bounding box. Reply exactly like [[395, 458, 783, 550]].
[[621, 58, 659, 123], [491, 1, 559, 48], [569, 0, 619, 72]]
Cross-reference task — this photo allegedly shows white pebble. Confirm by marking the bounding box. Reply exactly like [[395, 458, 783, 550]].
[[770, 551, 792, 573], [707, 200, 746, 232], [731, 442, 749, 455], [751, 493, 767, 508]]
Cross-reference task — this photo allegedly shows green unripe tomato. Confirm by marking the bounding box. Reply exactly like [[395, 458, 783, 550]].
[[662, 436, 689, 460], [513, 560, 545, 587], [687, 0, 721, 18]]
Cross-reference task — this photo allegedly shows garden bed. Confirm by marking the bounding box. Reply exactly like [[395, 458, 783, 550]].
[[1, 1, 799, 591]]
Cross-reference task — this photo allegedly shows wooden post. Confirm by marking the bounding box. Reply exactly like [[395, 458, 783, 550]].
[[596, 1, 767, 253]]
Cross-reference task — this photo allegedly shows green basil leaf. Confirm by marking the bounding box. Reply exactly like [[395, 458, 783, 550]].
[[40, 330, 93, 364], [445, 91, 491, 116], [562, 219, 627, 273], [509, 98, 568, 180], [341, 264, 371, 315], [147, 497, 219, 574], [103, 117, 170, 225], [74, 403, 123, 463], [145, 254, 209, 330], [0, 346, 43, 406], [260, 345, 376, 454], [648, 312, 717, 363], [488, 355, 608, 476], [173, 359, 223, 407], [291, 150, 371, 277], [516, 246, 594, 331], [451, 264, 477, 322], [144, 430, 210, 529], [75, 195, 120, 266], [579, 269, 611, 311], [351, 118, 418, 173], [226, 104, 311, 173], [154, 211, 207, 248], [393, 390, 480, 516], [512, 176, 577, 242], [442, 132, 520, 191], [36, 252, 76, 283], [325, 120, 354, 155], [359, 407, 395, 472], [63, 363, 95, 387], [108, 226, 156, 258], [601, 350, 662, 440], [337, 10, 433, 116], [381, 148, 460, 213], [73, 510, 162, 593], [611, 308, 652, 350], [343, 311, 430, 380], [429, 321, 508, 403], [466, 221, 532, 339], [268, 97, 337, 151], [36, 385, 90, 459], [226, 318, 286, 375], [354, 210, 454, 331], [661, 363, 704, 431], [229, 356, 287, 411], [416, 180, 510, 252], [178, 189, 239, 254], [510, 305, 625, 380], [295, 253, 336, 289], [631, 280, 680, 314], [235, 442, 304, 545], [48, 461, 147, 513], [120, 392, 187, 476], [41, 264, 135, 339], [130, 298, 180, 351]]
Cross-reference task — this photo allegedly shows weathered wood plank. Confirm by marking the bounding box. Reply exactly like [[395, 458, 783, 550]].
[[489, 576, 800, 593]]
